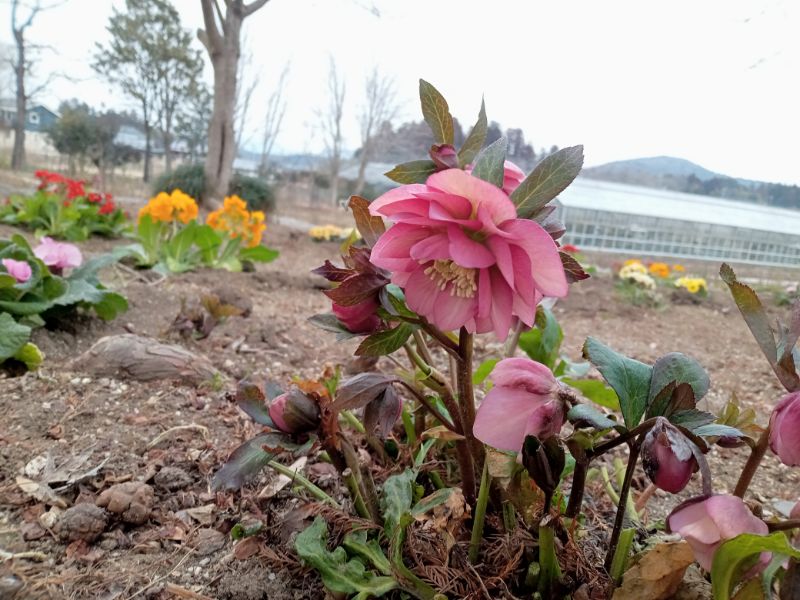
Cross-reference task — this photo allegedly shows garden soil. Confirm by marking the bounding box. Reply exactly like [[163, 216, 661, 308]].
[[1, 215, 799, 599]]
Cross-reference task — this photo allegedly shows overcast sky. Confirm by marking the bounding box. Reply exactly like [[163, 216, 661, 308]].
[[1, 0, 798, 184]]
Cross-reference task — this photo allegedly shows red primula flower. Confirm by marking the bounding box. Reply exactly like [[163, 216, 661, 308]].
[[87, 192, 102, 203], [99, 200, 115, 215]]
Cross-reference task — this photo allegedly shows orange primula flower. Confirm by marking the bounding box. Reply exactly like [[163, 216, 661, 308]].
[[648, 262, 670, 278], [206, 195, 266, 247]]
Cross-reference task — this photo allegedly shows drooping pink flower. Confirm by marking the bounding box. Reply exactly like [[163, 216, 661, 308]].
[[369, 169, 567, 339], [641, 417, 698, 493], [769, 392, 800, 466], [667, 494, 768, 571], [1, 258, 32, 283], [473, 357, 564, 452], [268, 388, 321, 434], [332, 297, 382, 334], [33, 237, 82, 273], [501, 161, 526, 195]]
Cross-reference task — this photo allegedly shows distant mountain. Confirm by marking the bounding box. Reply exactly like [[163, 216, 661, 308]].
[[583, 156, 723, 183], [582, 155, 800, 210]]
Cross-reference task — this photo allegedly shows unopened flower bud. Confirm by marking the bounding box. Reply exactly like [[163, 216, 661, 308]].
[[332, 298, 381, 334], [641, 417, 698, 493], [770, 392, 800, 466], [268, 388, 320, 434]]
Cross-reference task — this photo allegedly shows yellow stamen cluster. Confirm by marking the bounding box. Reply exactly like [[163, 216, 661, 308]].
[[675, 276, 708, 295], [139, 189, 199, 224], [206, 195, 266, 248], [424, 260, 477, 298]]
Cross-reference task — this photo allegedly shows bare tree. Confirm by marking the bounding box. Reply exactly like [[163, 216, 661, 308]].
[[258, 63, 289, 175], [318, 58, 346, 206], [10, 0, 49, 170], [354, 67, 398, 195], [198, 0, 272, 206]]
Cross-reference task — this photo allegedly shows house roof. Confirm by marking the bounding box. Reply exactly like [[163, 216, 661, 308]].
[[558, 178, 800, 236]]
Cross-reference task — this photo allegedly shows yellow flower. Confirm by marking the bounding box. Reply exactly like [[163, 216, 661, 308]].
[[649, 262, 670, 278], [672, 264, 686, 272], [139, 192, 174, 223], [619, 263, 647, 278], [675, 276, 708, 295], [624, 259, 642, 267], [207, 196, 267, 247], [686, 281, 700, 294], [170, 189, 199, 224]]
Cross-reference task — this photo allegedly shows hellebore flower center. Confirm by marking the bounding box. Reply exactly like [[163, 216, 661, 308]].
[[424, 259, 478, 298]]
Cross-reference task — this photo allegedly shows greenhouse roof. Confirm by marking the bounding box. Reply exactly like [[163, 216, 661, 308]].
[[558, 178, 800, 236]]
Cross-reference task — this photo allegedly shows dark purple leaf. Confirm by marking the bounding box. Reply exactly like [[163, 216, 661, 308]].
[[235, 378, 275, 426], [311, 260, 352, 282], [211, 433, 288, 490], [363, 386, 401, 439], [348, 196, 386, 248], [561, 252, 590, 283], [333, 372, 397, 411], [530, 204, 556, 224], [542, 217, 566, 241], [323, 273, 387, 307]]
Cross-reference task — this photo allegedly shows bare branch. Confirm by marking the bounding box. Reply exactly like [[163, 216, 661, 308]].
[[259, 62, 290, 172], [243, 0, 271, 17], [200, 0, 223, 50]]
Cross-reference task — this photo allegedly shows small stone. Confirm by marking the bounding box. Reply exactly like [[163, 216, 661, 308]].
[[96, 482, 154, 525], [23, 455, 48, 478], [57, 504, 108, 543], [0, 575, 24, 599], [70, 377, 81, 385], [81, 377, 91, 385], [154, 466, 193, 492], [42, 401, 52, 410], [191, 528, 226, 556], [39, 506, 63, 530]]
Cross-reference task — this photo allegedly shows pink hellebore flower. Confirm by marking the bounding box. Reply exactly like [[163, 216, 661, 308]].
[[769, 392, 800, 466], [33, 237, 82, 273], [332, 297, 382, 334], [500, 160, 526, 196], [473, 357, 564, 452], [1, 258, 32, 283], [667, 494, 768, 571], [268, 389, 321, 435], [368, 169, 567, 339], [641, 417, 698, 493]]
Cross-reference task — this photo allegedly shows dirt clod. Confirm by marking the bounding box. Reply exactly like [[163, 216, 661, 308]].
[[191, 528, 227, 556], [57, 503, 108, 543], [96, 481, 154, 525], [154, 466, 194, 492]]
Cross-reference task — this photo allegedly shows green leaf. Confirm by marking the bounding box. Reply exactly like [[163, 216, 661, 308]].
[[384, 160, 437, 184], [669, 409, 716, 430], [562, 378, 620, 411], [720, 263, 799, 391], [92, 292, 128, 321], [418, 79, 454, 145], [342, 530, 392, 576], [381, 469, 416, 532], [295, 517, 398, 597], [473, 358, 498, 385], [582, 337, 653, 428], [458, 98, 488, 167], [0, 312, 31, 361], [69, 246, 136, 280], [712, 532, 800, 600], [512, 145, 584, 219], [238, 245, 279, 263], [470, 137, 507, 188], [12, 341, 42, 370], [355, 323, 414, 357], [567, 404, 624, 432], [648, 352, 710, 408], [519, 307, 563, 370], [54, 279, 106, 307], [165, 221, 199, 264], [0, 274, 16, 289], [308, 313, 360, 341], [693, 423, 746, 439]]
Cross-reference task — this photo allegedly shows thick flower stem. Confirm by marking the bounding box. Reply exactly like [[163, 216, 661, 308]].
[[604, 436, 644, 572], [341, 438, 381, 524], [458, 329, 482, 465], [734, 426, 771, 498], [565, 459, 589, 519], [468, 461, 491, 564], [503, 319, 525, 358], [768, 519, 800, 532]]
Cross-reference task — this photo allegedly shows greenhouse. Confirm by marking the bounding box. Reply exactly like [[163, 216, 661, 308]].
[[556, 178, 800, 267]]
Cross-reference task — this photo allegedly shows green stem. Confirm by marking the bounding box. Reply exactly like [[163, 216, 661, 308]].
[[734, 426, 770, 498], [427, 469, 445, 490], [468, 460, 491, 564], [609, 527, 635, 585], [537, 517, 563, 596], [342, 439, 381, 524], [604, 436, 644, 571], [266, 460, 341, 508], [503, 319, 524, 358], [402, 405, 417, 446], [458, 328, 482, 466], [340, 410, 366, 434]]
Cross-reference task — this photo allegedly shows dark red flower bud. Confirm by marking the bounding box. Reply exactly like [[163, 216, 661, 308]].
[[268, 388, 321, 434], [332, 297, 381, 334], [642, 417, 698, 493], [429, 144, 459, 170]]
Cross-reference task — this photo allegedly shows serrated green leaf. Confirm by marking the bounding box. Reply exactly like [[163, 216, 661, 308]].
[[582, 337, 652, 428], [562, 378, 620, 411], [384, 160, 437, 184], [458, 98, 487, 167], [92, 292, 129, 321], [355, 323, 414, 357], [418, 79, 454, 145], [567, 404, 624, 432], [471, 137, 507, 188], [712, 532, 800, 600], [0, 312, 31, 361], [295, 517, 398, 597], [512, 145, 584, 218]]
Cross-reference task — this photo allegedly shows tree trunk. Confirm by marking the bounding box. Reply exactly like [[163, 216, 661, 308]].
[[330, 171, 339, 206], [143, 123, 152, 183], [164, 128, 172, 173], [204, 23, 240, 206], [11, 28, 26, 171]]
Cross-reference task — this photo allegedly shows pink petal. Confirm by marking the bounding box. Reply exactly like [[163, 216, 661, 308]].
[[369, 184, 431, 215], [486, 236, 514, 288], [473, 387, 537, 451], [447, 225, 495, 268], [707, 496, 768, 539], [409, 234, 451, 263], [404, 267, 441, 321], [432, 292, 476, 332], [504, 219, 568, 297], [524, 399, 564, 439], [370, 224, 430, 272], [477, 267, 492, 320], [668, 502, 721, 546], [413, 191, 473, 220], [492, 357, 556, 394], [488, 269, 513, 340], [427, 169, 517, 225]]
